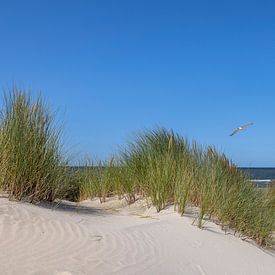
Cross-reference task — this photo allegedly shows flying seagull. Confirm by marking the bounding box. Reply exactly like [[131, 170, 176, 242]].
[[229, 123, 254, 136]]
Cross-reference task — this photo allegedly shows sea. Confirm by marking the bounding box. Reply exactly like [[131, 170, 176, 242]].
[[240, 168, 275, 187]]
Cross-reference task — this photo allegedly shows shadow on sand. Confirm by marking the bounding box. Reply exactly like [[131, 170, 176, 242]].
[[36, 200, 110, 217]]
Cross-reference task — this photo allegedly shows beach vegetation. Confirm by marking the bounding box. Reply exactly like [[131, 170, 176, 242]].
[[0, 88, 273, 246], [0, 88, 69, 202], [78, 128, 275, 246]]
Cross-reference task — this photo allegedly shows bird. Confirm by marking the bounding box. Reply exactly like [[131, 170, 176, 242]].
[[229, 122, 254, 136]]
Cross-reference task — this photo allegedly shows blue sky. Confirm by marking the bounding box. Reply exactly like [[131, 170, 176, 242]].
[[0, 0, 274, 166]]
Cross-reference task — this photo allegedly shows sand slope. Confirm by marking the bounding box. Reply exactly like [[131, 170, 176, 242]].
[[0, 195, 274, 275]]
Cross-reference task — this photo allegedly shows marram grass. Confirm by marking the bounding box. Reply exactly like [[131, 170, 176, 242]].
[[0, 89, 69, 202], [78, 128, 275, 246], [0, 88, 273, 247]]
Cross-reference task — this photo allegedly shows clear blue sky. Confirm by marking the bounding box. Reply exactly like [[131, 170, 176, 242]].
[[0, 0, 274, 166]]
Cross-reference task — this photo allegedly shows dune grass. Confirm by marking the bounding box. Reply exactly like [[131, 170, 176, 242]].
[[78, 128, 275, 246], [0, 89, 69, 202], [0, 88, 273, 246], [78, 160, 117, 202]]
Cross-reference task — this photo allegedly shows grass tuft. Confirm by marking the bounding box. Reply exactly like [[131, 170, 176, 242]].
[[77, 128, 275, 246], [0, 88, 69, 202]]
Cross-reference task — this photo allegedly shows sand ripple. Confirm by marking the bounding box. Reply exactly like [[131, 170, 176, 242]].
[[0, 197, 274, 275]]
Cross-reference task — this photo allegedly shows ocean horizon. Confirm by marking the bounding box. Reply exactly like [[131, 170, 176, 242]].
[[240, 167, 275, 179]]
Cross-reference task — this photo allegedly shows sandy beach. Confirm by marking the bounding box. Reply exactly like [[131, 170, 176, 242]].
[[0, 195, 274, 275]]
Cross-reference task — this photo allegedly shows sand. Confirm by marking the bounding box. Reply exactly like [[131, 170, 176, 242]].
[[0, 194, 274, 275]]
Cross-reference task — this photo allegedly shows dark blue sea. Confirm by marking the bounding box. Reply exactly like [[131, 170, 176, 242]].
[[240, 168, 275, 187]]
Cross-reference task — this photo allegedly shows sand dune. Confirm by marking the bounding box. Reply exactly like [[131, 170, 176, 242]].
[[0, 195, 274, 275]]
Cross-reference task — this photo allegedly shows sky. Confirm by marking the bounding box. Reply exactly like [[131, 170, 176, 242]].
[[0, 0, 274, 166]]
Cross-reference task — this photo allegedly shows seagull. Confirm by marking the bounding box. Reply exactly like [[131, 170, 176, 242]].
[[229, 122, 254, 136]]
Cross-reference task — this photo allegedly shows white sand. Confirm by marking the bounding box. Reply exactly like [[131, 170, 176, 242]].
[[0, 195, 274, 275]]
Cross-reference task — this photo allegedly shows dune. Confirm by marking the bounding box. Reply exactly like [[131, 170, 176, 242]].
[[0, 194, 274, 275]]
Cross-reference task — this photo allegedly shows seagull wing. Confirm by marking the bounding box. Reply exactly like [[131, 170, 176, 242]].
[[229, 129, 239, 136], [242, 122, 254, 128]]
